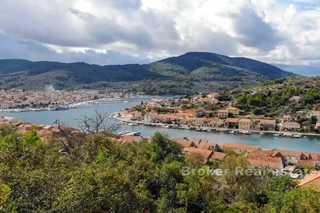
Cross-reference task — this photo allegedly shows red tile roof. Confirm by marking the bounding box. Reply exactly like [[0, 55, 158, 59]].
[[222, 143, 260, 152], [183, 147, 213, 159], [172, 138, 195, 148], [298, 171, 320, 190], [210, 152, 227, 160]]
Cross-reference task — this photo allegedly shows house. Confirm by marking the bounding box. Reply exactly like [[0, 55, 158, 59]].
[[282, 115, 293, 122], [226, 106, 240, 115], [238, 118, 252, 130], [172, 138, 196, 148], [280, 122, 301, 131], [277, 150, 308, 165], [316, 122, 320, 131], [246, 149, 284, 174], [196, 97, 219, 105], [183, 147, 213, 162], [222, 143, 260, 153], [310, 110, 320, 121], [298, 171, 320, 190], [199, 141, 220, 151], [225, 118, 239, 128], [202, 117, 223, 127], [259, 119, 276, 130], [144, 113, 158, 123], [192, 139, 209, 147], [218, 110, 228, 118], [210, 152, 227, 161]]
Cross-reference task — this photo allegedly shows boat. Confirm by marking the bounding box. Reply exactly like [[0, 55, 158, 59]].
[[206, 128, 212, 132], [48, 105, 56, 111], [229, 130, 235, 134], [123, 101, 129, 103], [184, 127, 191, 130], [128, 123, 134, 126], [243, 130, 251, 135], [259, 132, 265, 135], [291, 133, 302, 138], [273, 133, 283, 137], [143, 123, 152, 126], [196, 128, 202, 132], [125, 131, 141, 136], [163, 125, 170, 128]]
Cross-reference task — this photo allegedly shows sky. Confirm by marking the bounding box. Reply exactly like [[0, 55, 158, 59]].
[[0, 0, 320, 67]]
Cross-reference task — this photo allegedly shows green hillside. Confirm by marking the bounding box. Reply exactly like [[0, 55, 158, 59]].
[[0, 52, 296, 94]]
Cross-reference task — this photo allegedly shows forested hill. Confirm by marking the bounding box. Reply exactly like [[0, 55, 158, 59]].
[[0, 52, 296, 94]]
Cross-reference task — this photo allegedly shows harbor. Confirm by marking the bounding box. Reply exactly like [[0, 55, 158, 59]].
[[0, 98, 320, 153]]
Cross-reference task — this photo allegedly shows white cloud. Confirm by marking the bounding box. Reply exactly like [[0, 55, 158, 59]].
[[0, 0, 320, 66]]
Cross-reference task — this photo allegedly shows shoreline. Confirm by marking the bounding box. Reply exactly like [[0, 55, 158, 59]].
[[111, 112, 320, 139], [0, 97, 129, 113]]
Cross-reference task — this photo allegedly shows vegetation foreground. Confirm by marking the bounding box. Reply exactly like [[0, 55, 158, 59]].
[[0, 127, 319, 212]]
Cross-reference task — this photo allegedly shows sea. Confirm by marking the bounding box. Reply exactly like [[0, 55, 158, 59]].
[[1, 97, 320, 153]]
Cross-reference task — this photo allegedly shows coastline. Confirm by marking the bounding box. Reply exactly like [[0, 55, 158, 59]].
[[111, 112, 320, 139], [0, 97, 129, 113]]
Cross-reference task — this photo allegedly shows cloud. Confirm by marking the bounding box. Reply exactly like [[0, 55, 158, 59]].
[[230, 7, 283, 52], [0, 0, 320, 66]]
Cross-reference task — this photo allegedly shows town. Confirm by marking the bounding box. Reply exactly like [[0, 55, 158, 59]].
[[117, 92, 320, 137], [0, 86, 134, 112]]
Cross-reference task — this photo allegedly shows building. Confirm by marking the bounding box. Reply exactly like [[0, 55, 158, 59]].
[[183, 147, 213, 162], [222, 143, 260, 153], [283, 115, 293, 122], [310, 110, 320, 121], [238, 118, 252, 130], [246, 150, 284, 174], [298, 171, 320, 190], [280, 122, 301, 131], [316, 122, 320, 131], [225, 118, 239, 128], [226, 106, 240, 115], [218, 110, 228, 118], [199, 141, 220, 151], [172, 138, 196, 148], [259, 119, 276, 130]]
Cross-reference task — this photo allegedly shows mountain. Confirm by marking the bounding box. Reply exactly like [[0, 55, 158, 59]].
[[0, 52, 296, 95]]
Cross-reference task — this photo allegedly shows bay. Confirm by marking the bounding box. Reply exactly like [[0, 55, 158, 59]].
[[1, 98, 320, 153]]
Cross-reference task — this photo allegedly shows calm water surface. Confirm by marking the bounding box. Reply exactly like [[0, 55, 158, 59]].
[[1, 99, 320, 153]]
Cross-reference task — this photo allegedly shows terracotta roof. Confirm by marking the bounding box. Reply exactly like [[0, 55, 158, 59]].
[[121, 135, 139, 143], [218, 110, 228, 113], [210, 152, 227, 160], [226, 106, 240, 111], [192, 139, 209, 146], [225, 118, 239, 123], [298, 171, 320, 190], [251, 149, 282, 157], [281, 122, 300, 127], [172, 138, 195, 148], [183, 147, 213, 159], [200, 142, 218, 150], [311, 110, 320, 114], [223, 143, 260, 152], [246, 152, 282, 169], [277, 150, 305, 158]]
